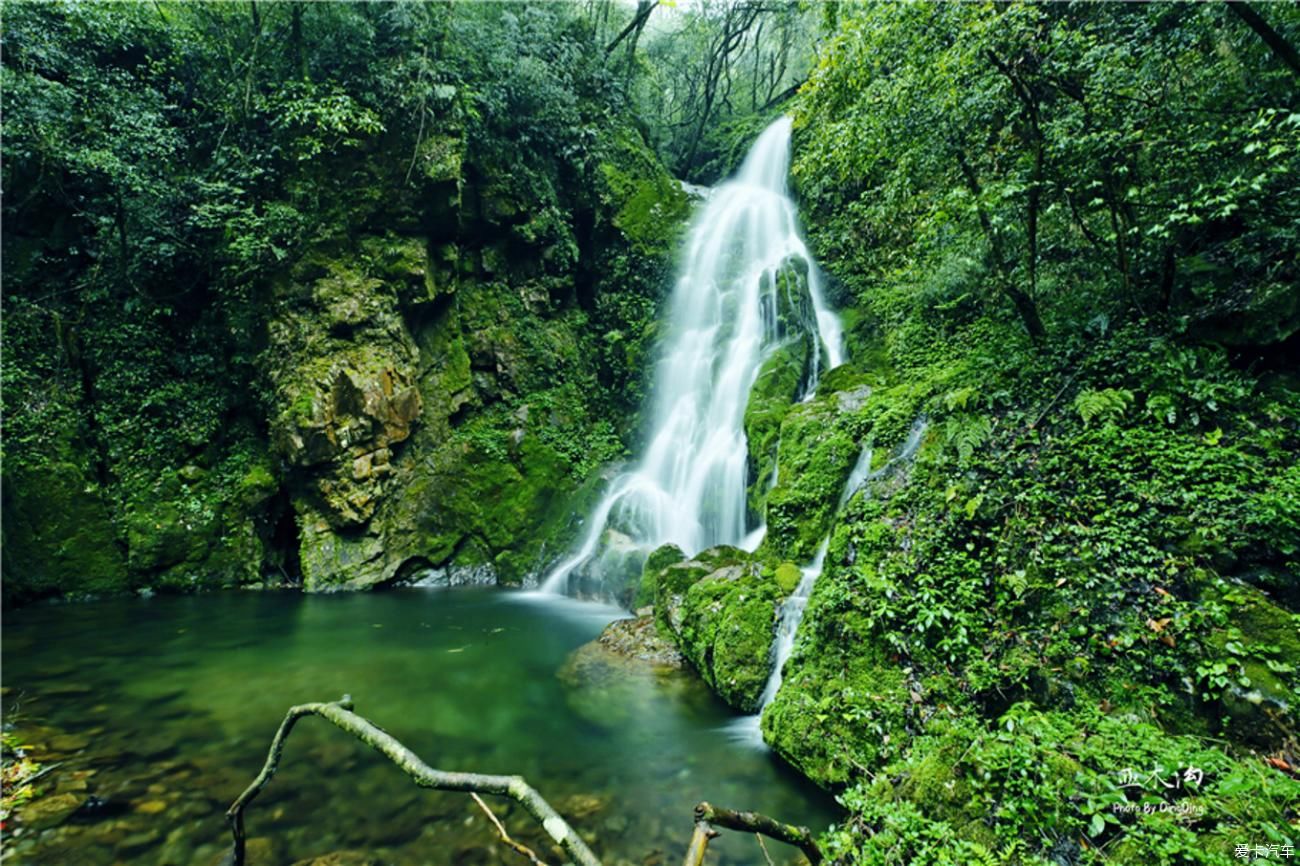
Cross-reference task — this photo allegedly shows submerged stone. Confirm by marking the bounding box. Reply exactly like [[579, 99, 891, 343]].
[[22, 792, 85, 831], [290, 853, 383, 866], [558, 616, 701, 730]]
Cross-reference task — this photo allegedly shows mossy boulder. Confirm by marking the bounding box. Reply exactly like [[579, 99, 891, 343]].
[[653, 545, 745, 639], [678, 559, 780, 712], [125, 500, 215, 574], [772, 561, 802, 594], [1202, 583, 1298, 748], [744, 341, 809, 518], [650, 545, 780, 712], [760, 526, 968, 786], [636, 543, 686, 609], [1, 461, 129, 602], [743, 257, 846, 522], [762, 634, 916, 785], [765, 396, 860, 561]]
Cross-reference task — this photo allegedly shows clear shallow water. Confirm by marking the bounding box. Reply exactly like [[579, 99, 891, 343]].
[[2, 587, 837, 865]]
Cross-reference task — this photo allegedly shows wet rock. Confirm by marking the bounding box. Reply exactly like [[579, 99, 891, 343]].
[[558, 792, 608, 820], [170, 795, 220, 822], [592, 616, 686, 669], [22, 792, 86, 830], [290, 851, 385, 866], [125, 734, 178, 760], [558, 616, 708, 730], [117, 827, 164, 858], [134, 799, 169, 815], [157, 826, 196, 864], [49, 732, 91, 752], [202, 835, 278, 866], [55, 771, 92, 795]]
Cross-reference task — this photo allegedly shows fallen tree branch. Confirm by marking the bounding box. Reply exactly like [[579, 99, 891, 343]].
[[682, 820, 720, 866], [682, 801, 823, 866], [472, 792, 551, 866], [225, 695, 600, 866]]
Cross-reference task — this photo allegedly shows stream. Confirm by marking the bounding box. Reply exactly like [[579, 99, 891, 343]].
[[2, 587, 837, 865]]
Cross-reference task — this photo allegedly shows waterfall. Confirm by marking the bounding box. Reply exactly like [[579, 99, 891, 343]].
[[540, 117, 844, 596]]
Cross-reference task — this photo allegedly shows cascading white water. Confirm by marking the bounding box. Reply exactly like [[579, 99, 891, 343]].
[[757, 535, 832, 709], [724, 418, 929, 747], [540, 117, 844, 596], [754, 418, 930, 717]]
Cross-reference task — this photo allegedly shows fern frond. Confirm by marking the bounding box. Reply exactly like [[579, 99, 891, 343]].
[[1074, 388, 1134, 426], [944, 414, 991, 463]]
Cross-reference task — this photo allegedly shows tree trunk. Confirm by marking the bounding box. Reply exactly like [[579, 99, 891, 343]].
[[956, 149, 1047, 340], [605, 0, 654, 55]]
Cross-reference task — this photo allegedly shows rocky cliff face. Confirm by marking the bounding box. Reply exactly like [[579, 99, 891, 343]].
[[2, 104, 689, 602]]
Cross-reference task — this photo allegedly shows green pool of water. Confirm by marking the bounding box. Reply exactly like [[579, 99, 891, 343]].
[[2, 587, 838, 865]]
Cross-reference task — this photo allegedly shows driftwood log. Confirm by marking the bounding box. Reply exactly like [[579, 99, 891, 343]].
[[225, 695, 600, 866], [226, 695, 824, 866]]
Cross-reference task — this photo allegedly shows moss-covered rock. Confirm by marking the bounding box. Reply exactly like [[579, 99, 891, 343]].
[[743, 341, 808, 519], [1202, 582, 1298, 748], [765, 396, 860, 561], [1, 461, 129, 602], [596, 126, 690, 255], [634, 543, 685, 609], [772, 561, 802, 594], [653, 558, 715, 640], [677, 558, 780, 712], [761, 622, 920, 785], [648, 545, 780, 712]]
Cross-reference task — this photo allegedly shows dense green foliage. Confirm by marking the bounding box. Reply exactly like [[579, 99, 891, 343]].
[[2, 1, 689, 600], [795, 2, 1299, 345], [758, 2, 1300, 862]]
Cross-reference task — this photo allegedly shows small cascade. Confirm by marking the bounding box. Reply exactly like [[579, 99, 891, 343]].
[[838, 417, 928, 507], [540, 118, 844, 598], [838, 444, 874, 509], [758, 537, 830, 709], [729, 419, 928, 747]]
